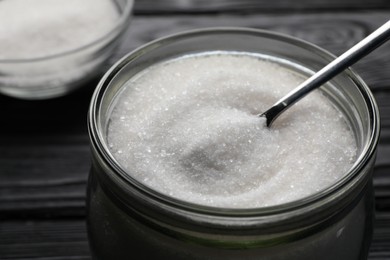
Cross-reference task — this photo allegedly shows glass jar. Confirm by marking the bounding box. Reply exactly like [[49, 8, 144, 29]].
[[87, 28, 380, 260]]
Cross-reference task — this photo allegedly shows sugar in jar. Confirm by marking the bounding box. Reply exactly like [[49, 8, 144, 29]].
[[87, 28, 379, 260]]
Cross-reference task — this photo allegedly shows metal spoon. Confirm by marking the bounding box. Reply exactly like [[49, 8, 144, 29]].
[[261, 20, 390, 127]]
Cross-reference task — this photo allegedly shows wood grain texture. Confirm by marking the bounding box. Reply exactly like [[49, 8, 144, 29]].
[[0, 215, 389, 260], [0, 220, 90, 260], [0, 88, 93, 218], [1, 11, 390, 259]]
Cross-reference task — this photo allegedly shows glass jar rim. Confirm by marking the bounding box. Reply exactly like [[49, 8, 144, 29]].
[[88, 27, 380, 218]]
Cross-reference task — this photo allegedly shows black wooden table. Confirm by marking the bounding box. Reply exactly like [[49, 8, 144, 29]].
[[1, 1, 390, 259]]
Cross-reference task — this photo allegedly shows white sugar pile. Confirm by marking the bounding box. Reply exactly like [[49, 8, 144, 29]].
[[0, 0, 119, 59], [107, 52, 357, 208]]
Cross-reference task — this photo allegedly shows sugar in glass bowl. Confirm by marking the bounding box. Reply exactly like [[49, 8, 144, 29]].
[[0, 0, 133, 99]]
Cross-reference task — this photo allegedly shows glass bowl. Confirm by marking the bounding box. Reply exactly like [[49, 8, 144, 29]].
[[0, 0, 133, 100]]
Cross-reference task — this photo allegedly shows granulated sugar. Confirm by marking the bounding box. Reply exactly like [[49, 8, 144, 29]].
[[0, 0, 119, 59], [107, 52, 357, 208]]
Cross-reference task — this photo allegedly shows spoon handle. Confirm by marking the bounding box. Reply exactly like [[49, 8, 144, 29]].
[[262, 20, 390, 127]]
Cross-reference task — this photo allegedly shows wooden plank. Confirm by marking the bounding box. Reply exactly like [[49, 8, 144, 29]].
[[0, 216, 389, 259], [0, 88, 93, 218], [370, 213, 390, 259], [133, 0, 390, 14], [1, 12, 390, 217], [0, 220, 90, 260]]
